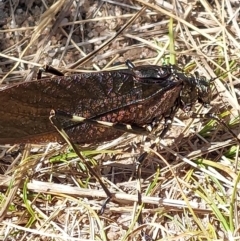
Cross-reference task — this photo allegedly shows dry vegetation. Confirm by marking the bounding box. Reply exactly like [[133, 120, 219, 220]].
[[0, 0, 240, 240]]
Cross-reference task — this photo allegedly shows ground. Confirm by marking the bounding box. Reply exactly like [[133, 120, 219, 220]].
[[0, 0, 240, 240]]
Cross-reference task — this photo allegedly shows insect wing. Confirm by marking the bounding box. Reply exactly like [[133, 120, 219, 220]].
[[0, 66, 182, 144]]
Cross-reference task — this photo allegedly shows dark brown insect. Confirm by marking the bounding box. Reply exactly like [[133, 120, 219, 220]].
[[0, 62, 211, 144]]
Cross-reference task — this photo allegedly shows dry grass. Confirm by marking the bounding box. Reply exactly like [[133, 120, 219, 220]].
[[0, 0, 240, 240]]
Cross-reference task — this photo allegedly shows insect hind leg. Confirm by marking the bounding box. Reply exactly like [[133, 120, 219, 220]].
[[55, 110, 151, 136]]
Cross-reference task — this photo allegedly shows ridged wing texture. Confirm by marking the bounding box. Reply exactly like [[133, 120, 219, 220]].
[[0, 67, 182, 144]]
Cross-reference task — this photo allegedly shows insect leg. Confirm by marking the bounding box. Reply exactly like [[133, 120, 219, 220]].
[[37, 65, 64, 79], [138, 105, 179, 163], [191, 113, 240, 144], [49, 109, 112, 214], [55, 110, 150, 136]]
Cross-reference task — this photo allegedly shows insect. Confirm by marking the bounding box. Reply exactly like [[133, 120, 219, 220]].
[[0, 61, 211, 145]]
